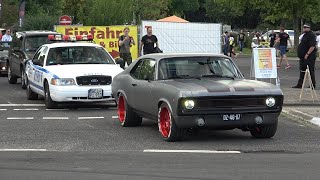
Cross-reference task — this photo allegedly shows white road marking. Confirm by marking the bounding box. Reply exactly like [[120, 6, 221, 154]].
[[45, 109, 68, 111], [0, 109, 7, 111], [78, 117, 105, 120], [112, 116, 118, 119], [43, 117, 69, 120], [78, 108, 103, 110], [310, 117, 320, 127], [0, 149, 47, 152], [0, 104, 45, 107], [143, 149, 241, 154], [13, 108, 39, 111], [7, 117, 34, 120]]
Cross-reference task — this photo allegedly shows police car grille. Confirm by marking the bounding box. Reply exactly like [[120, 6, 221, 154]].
[[76, 76, 112, 86]]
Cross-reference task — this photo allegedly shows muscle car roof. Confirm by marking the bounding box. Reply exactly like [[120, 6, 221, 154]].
[[139, 53, 230, 61]]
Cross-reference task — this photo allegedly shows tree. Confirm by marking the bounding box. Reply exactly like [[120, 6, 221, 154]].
[[0, 0, 19, 28], [133, 0, 170, 24], [169, 0, 200, 18]]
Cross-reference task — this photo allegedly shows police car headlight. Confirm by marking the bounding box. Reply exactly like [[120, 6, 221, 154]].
[[184, 100, 195, 110], [266, 97, 276, 107], [51, 78, 76, 86]]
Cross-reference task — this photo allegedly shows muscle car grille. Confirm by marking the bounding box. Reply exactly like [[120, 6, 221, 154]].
[[196, 96, 268, 109], [76, 76, 112, 86]]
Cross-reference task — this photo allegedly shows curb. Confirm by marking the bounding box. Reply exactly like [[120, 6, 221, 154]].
[[282, 108, 320, 127]]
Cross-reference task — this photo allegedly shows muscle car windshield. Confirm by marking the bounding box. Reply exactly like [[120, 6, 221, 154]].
[[158, 57, 241, 80], [25, 36, 51, 52], [46, 46, 115, 65]]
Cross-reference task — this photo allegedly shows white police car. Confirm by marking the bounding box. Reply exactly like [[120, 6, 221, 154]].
[[25, 35, 123, 109]]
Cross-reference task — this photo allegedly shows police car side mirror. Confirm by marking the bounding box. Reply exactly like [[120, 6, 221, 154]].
[[33, 59, 42, 66]]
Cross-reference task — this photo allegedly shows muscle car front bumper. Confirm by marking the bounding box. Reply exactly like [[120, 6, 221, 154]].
[[174, 111, 281, 129]]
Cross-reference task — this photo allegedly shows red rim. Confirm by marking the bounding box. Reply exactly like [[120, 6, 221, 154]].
[[159, 107, 171, 138], [117, 95, 125, 123]]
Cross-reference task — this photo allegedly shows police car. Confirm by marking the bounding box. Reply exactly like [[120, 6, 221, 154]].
[[25, 35, 123, 109]]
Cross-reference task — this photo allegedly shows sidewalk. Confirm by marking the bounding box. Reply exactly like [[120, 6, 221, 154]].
[[281, 87, 320, 127]]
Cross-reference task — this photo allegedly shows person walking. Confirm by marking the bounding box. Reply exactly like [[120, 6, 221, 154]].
[[229, 36, 236, 57], [292, 23, 317, 89], [277, 27, 292, 69], [119, 27, 135, 66], [139, 27, 159, 56], [222, 31, 229, 56], [269, 30, 277, 48], [238, 30, 245, 54]]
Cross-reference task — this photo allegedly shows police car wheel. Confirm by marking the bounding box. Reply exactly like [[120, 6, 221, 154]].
[[44, 82, 58, 109], [7, 64, 17, 84], [26, 79, 38, 100], [21, 69, 27, 89]]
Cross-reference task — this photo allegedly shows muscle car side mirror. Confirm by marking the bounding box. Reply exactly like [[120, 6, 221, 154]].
[[13, 47, 20, 52]]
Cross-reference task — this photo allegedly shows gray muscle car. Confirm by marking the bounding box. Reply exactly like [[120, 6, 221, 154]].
[[112, 53, 283, 141]]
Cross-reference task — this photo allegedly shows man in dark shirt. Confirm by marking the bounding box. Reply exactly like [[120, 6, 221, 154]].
[[238, 30, 245, 54], [139, 27, 159, 55], [277, 27, 292, 69], [293, 23, 317, 89], [119, 27, 135, 66], [269, 30, 277, 47]]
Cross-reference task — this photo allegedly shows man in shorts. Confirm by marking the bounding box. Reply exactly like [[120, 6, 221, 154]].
[[277, 27, 292, 69]]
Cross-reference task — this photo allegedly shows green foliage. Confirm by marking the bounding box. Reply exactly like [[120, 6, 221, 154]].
[[22, 13, 57, 31], [169, 0, 200, 17], [0, 0, 19, 27]]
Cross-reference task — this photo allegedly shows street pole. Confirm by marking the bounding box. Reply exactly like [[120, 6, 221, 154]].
[[18, 0, 26, 29], [0, 0, 2, 19]]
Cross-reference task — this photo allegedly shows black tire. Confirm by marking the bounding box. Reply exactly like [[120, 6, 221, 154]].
[[117, 93, 142, 127], [250, 121, 278, 138], [21, 68, 27, 89], [7, 63, 17, 84], [158, 103, 185, 142], [26, 78, 38, 100], [44, 82, 58, 109]]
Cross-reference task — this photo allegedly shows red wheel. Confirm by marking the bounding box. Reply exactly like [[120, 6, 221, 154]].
[[117, 95, 126, 123], [159, 106, 171, 138], [116, 93, 142, 127], [158, 103, 185, 141]]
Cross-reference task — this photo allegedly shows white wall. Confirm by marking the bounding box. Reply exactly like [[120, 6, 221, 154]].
[[141, 21, 222, 54]]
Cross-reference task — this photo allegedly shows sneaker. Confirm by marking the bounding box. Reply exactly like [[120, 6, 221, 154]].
[[285, 65, 291, 69]]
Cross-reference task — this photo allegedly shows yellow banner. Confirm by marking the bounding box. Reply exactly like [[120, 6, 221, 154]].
[[55, 25, 139, 59]]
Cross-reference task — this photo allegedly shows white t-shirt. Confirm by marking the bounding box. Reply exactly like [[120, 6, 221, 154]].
[[1, 34, 12, 41], [316, 35, 320, 47]]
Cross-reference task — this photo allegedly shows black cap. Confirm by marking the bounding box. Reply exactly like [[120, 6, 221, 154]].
[[303, 23, 311, 28]]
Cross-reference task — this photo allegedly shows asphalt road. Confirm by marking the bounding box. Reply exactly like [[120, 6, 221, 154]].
[[0, 59, 320, 179]]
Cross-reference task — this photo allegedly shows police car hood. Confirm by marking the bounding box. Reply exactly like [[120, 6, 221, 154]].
[[45, 64, 123, 79]]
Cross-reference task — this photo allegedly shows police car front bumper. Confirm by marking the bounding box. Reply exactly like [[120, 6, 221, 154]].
[[50, 85, 115, 102]]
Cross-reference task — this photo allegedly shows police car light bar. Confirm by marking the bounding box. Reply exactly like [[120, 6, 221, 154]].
[[48, 34, 94, 41]]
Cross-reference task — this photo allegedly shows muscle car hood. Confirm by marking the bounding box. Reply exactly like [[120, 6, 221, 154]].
[[161, 78, 283, 97], [44, 64, 123, 78]]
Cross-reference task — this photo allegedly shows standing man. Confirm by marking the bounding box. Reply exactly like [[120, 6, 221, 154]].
[[293, 23, 317, 89], [277, 27, 292, 69], [139, 27, 158, 56], [238, 30, 245, 54], [269, 30, 277, 48], [119, 27, 135, 66], [222, 31, 229, 56], [1, 29, 12, 47]]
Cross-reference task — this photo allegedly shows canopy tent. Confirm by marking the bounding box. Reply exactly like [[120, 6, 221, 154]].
[[157, 15, 189, 23]]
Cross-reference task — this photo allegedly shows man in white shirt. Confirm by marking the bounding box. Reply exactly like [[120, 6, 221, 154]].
[[316, 32, 320, 60], [1, 29, 12, 42]]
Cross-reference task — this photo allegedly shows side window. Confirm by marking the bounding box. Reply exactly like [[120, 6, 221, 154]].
[[139, 59, 156, 80], [39, 47, 48, 65], [130, 60, 143, 79], [33, 47, 44, 61]]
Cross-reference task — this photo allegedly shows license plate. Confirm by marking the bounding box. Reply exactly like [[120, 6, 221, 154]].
[[222, 114, 241, 121], [88, 89, 103, 99]]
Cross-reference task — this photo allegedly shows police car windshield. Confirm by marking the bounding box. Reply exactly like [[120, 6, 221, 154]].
[[46, 46, 115, 66]]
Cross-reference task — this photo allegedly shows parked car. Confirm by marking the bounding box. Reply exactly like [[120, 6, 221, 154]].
[[251, 30, 294, 48], [7, 31, 61, 89], [25, 35, 123, 109], [112, 53, 284, 141], [0, 42, 10, 76]]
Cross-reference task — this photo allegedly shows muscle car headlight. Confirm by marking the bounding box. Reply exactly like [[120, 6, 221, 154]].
[[51, 78, 76, 86], [266, 97, 276, 107], [184, 100, 195, 109]]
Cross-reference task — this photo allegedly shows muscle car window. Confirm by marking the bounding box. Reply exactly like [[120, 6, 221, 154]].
[[131, 60, 143, 79], [139, 59, 156, 80], [158, 57, 240, 80]]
